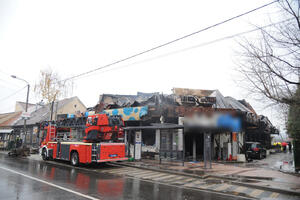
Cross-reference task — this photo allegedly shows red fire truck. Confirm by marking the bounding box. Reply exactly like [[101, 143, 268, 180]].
[[39, 114, 127, 166]]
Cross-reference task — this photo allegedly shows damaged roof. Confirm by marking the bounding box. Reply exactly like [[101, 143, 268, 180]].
[[98, 88, 257, 115], [209, 90, 230, 109], [99, 92, 164, 108], [172, 88, 230, 109], [238, 99, 257, 115], [224, 96, 252, 113], [172, 88, 215, 97], [98, 89, 252, 111]]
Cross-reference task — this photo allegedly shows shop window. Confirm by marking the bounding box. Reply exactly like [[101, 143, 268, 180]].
[[142, 129, 155, 145]]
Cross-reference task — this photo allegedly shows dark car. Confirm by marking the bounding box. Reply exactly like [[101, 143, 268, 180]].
[[245, 142, 266, 160]]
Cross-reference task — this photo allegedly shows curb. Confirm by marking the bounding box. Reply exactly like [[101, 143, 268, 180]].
[[113, 162, 300, 197]]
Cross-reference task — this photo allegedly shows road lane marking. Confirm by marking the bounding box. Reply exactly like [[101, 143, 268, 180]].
[[142, 173, 166, 179], [113, 170, 138, 174], [134, 171, 162, 178], [126, 170, 154, 176], [164, 175, 186, 182], [152, 174, 177, 181], [214, 184, 231, 191], [104, 168, 131, 173], [198, 184, 216, 189], [234, 186, 247, 193], [183, 180, 204, 187], [249, 189, 264, 197], [269, 192, 280, 198], [176, 178, 196, 184], [0, 166, 100, 200], [127, 171, 160, 178], [205, 184, 220, 190]]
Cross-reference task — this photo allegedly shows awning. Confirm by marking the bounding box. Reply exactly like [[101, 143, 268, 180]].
[[0, 129, 13, 134], [102, 106, 148, 121]]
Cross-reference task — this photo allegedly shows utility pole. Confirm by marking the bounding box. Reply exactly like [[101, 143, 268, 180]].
[[24, 84, 30, 144], [11, 75, 30, 145], [50, 101, 54, 121]]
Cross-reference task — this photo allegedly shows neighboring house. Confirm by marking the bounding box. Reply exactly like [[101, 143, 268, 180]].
[[0, 111, 22, 149], [0, 101, 38, 149], [15, 101, 36, 113], [13, 96, 87, 148]]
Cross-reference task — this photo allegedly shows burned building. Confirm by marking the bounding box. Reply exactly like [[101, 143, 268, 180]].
[[94, 88, 278, 162]]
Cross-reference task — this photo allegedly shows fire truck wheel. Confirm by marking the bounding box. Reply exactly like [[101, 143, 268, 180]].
[[42, 148, 48, 161], [71, 152, 79, 166]]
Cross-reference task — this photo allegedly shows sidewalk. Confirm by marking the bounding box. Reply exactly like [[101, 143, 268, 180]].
[[118, 158, 300, 195]]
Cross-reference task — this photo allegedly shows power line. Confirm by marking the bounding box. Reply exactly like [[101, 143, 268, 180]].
[[0, 83, 18, 90], [73, 18, 291, 81], [0, 86, 27, 102], [0, 70, 10, 76], [61, 0, 278, 82], [0, 77, 24, 89], [0, 70, 25, 88]]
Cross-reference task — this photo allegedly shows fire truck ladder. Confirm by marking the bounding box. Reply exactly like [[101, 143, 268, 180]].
[[91, 143, 98, 162], [56, 131, 72, 141], [56, 117, 87, 128], [49, 125, 56, 140]]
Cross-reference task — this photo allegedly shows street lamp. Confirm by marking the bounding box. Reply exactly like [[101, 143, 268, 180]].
[[11, 75, 30, 146]]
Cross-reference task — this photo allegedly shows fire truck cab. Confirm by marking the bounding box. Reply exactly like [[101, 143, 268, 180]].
[[39, 114, 127, 166]]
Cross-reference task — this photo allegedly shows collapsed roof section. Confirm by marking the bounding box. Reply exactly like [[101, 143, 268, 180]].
[[172, 88, 229, 108], [96, 92, 177, 112], [224, 96, 252, 113]]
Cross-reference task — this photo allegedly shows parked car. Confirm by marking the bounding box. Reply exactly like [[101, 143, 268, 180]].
[[245, 142, 266, 160]]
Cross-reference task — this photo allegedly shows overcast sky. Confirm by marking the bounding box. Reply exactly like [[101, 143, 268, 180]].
[[0, 0, 286, 133]]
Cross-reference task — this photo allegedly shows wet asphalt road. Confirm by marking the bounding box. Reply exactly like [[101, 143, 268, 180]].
[[0, 154, 249, 200]]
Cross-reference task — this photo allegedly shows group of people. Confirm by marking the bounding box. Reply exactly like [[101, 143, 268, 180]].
[[273, 142, 292, 152], [7, 136, 22, 150]]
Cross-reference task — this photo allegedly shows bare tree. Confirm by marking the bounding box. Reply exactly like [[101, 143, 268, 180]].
[[237, 0, 300, 106], [34, 68, 72, 103]]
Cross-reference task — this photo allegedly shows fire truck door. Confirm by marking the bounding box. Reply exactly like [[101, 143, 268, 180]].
[[60, 144, 70, 160]]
